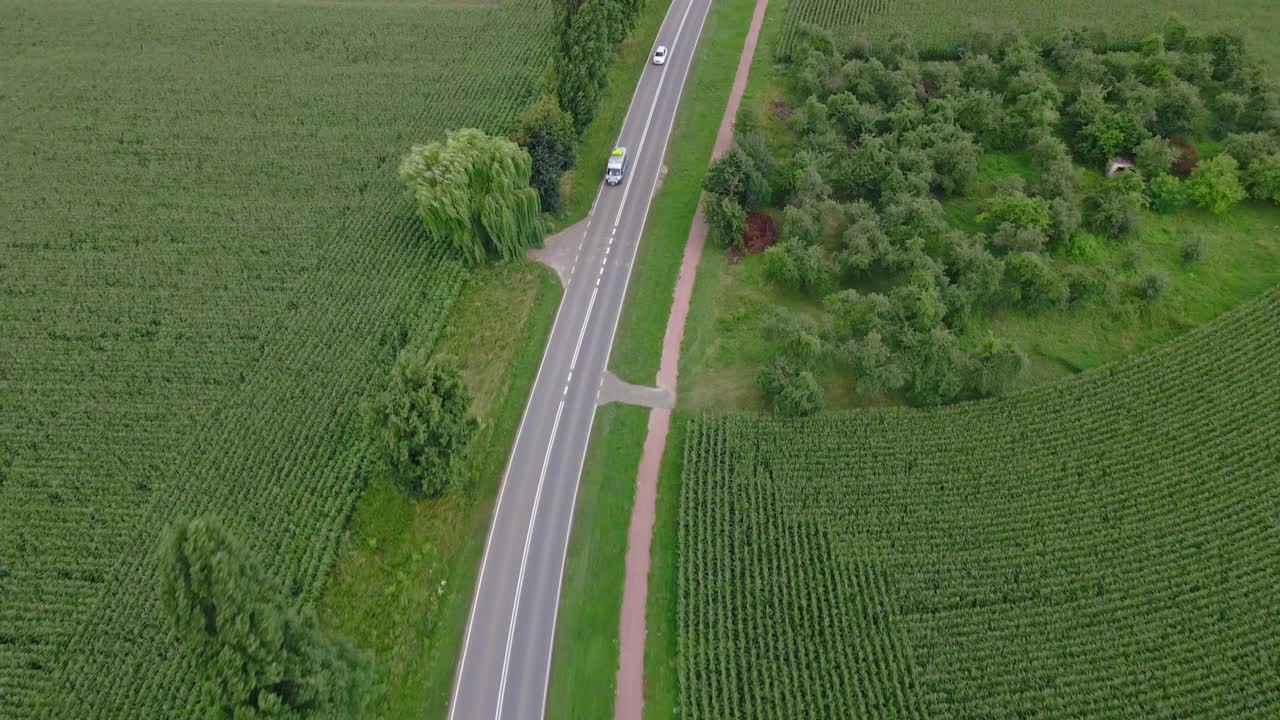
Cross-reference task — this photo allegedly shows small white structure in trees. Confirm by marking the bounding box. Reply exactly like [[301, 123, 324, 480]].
[[1106, 156, 1136, 177]]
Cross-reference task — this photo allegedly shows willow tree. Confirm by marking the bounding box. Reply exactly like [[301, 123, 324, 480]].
[[399, 128, 543, 265]]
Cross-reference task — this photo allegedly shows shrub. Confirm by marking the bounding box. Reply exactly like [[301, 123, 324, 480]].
[[1221, 132, 1279, 171], [758, 355, 824, 416], [1003, 252, 1069, 312], [1181, 235, 1207, 263], [1244, 154, 1280, 203], [1147, 173, 1188, 212], [1135, 137, 1176, 176], [762, 240, 836, 294], [990, 222, 1047, 253], [1064, 265, 1117, 304], [1151, 80, 1205, 137], [1086, 172, 1147, 238], [906, 326, 965, 406], [977, 192, 1051, 230], [1076, 111, 1149, 163], [161, 516, 371, 719], [703, 192, 748, 247], [1169, 138, 1200, 177], [1046, 197, 1082, 247], [1186, 154, 1246, 214], [509, 94, 576, 213], [1134, 269, 1171, 300], [968, 334, 1028, 397], [364, 350, 478, 497]]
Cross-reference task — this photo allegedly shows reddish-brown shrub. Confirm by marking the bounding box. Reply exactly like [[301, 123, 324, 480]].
[[743, 211, 779, 254], [1170, 138, 1200, 178]]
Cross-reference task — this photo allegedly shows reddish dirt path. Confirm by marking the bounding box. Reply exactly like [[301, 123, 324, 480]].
[[613, 1, 770, 718]]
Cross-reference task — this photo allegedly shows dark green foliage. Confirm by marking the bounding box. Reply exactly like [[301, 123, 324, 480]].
[[161, 516, 371, 719], [1134, 137, 1176, 176], [556, 0, 611, 134], [1064, 265, 1117, 305], [990, 222, 1047, 253], [1147, 173, 1187, 213], [1151, 80, 1205, 137], [761, 240, 836, 294], [703, 192, 748, 248], [1186, 154, 1246, 214], [1086, 172, 1146, 238], [510, 94, 577, 213], [968, 334, 1028, 397], [1222, 133, 1279, 171], [1134, 269, 1171, 300], [364, 350, 478, 498], [844, 329, 908, 397], [1180, 235, 1207, 264], [977, 191, 1051, 230], [1076, 111, 1150, 164], [1046, 196, 1082, 246], [1003, 252, 1069, 312], [757, 355, 824, 417], [1244, 154, 1280, 203], [400, 128, 543, 265], [905, 326, 965, 406], [703, 144, 771, 209]]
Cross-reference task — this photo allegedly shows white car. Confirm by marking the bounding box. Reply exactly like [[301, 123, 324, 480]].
[[653, 45, 668, 65]]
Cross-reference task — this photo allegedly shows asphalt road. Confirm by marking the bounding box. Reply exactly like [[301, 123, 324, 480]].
[[446, 0, 714, 718]]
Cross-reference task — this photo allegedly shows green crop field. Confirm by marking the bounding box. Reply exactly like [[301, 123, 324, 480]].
[[676, 287, 1280, 718], [0, 0, 555, 716], [775, 0, 1280, 68]]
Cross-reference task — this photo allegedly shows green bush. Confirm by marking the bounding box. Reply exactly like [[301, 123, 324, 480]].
[[1181, 235, 1207, 263], [703, 192, 748, 248], [1003, 252, 1069, 312], [1186, 154, 1246, 214], [161, 516, 371, 719], [977, 191, 1051, 230], [364, 350, 478, 498], [758, 355, 824, 416], [1244, 154, 1280, 203], [1135, 137, 1176, 176], [1147, 173, 1188, 213], [1086, 172, 1147, 237], [509, 94, 576, 213], [1134, 269, 1171, 300]]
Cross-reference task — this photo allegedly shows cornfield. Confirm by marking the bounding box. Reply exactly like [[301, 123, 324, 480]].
[[678, 287, 1280, 718], [0, 0, 555, 716]]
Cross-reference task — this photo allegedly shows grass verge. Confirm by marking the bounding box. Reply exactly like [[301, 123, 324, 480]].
[[550, 0, 674, 231], [545, 403, 650, 719], [641, 410, 689, 720], [317, 260, 561, 720], [608, 0, 761, 385]]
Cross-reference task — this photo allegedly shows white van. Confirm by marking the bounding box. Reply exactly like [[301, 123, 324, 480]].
[[606, 147, 627, 186]]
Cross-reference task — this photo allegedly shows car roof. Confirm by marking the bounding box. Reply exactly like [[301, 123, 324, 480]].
[[656, 45, 667, 52]]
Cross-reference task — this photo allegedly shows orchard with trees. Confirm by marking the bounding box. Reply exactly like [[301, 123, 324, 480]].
[[715, 19, 1280, 411]]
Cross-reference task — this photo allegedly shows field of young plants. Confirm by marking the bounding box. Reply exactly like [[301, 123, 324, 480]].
[[677, 287, 1280, 718], [0, 0, 555, 716], [775, 0, 1280, 65]]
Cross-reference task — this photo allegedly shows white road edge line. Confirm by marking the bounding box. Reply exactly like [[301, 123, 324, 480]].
[[492, 398, 566, 720], [535, 0, 713, 716]]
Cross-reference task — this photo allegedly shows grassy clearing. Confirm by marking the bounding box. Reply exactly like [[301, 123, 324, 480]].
[[641, 411, 690, 720], [608, 0, 762, 386], [551, 0, 675, 231], [318, 261, 561, 720], [545, 403, 650, 719]]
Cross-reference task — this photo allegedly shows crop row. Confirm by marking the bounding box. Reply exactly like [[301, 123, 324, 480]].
[[677, 287, 1280, 719], [0, 0, 556, 716]]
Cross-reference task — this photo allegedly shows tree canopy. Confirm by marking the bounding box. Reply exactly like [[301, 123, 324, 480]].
[[161, 515, 370, 719], [399, 128, 542, 265]]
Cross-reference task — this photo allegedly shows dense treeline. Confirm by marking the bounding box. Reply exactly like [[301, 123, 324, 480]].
[[701, 18, 1280, 412]]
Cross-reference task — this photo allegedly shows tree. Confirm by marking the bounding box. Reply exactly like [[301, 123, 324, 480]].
[[1135, 137, 1177, 176], [702, 192, 747, 248], [758, 355, 824, 417], [399, 129, 542, 265], [1186, 153, 1246, 214], [761, 240, 836, 294], [1003, 252, 1069, 312], [1086, 172, 1147, 238], [1076, 111, 1149, 163], [509, 94, 577, 213], [968, 334, 1028, 397], [1147, 173, 1187, 213], [556, 0, 611, 134], [905, 326, 965, 406], [1244, 154, 1280, 203], [977, 192, 1051, 231], [1222, 133, 1280, 171], [845, 329, 908, 396], [1151, 80, 1205, 137], [161, 516, 370, 720], [1134, 269, 1171, 300], [364, 350, 478, 498]]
